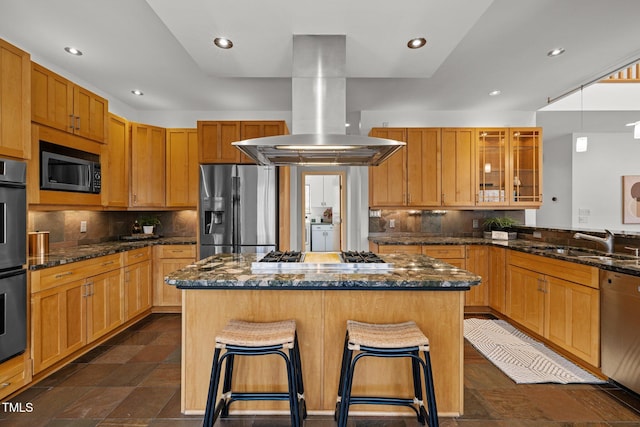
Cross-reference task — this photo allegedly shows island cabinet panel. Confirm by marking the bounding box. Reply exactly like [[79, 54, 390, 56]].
[[506, 251, 600, 367], [182, 289, 465, 416], [368, 128, 406, 206], [0, 38, 31, 160]]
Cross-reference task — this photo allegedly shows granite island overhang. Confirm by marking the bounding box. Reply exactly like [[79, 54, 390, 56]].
[[166, 253, 481, 417]]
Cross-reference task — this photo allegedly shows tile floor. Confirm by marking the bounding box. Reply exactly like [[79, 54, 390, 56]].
[[2, 313, 640, 426]]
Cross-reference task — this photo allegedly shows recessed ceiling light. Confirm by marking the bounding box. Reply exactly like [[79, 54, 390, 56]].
[[407, 38, 427, 49], [547, 47, 565, 57], [131, 89, 144, 96], [64, 46, 83, 56], [489, 90, 501, 96], [213, 37, 233, 49]]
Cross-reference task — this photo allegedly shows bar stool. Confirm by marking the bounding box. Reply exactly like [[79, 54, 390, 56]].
[[335, 320, 438, 427], [203, 319, 306, 427]]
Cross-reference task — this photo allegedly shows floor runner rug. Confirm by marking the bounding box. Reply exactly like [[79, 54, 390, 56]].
[[464, 318, 605, 384]]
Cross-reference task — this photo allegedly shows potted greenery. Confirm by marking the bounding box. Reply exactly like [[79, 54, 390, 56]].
[[483, 216, 518, 239], [138, 215, 161, 234]]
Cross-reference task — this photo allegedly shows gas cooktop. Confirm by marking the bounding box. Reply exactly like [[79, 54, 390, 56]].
[[252, 250, 392, 273]]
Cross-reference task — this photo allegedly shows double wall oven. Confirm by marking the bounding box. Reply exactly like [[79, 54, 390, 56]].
[[0, 158, 27, 363]]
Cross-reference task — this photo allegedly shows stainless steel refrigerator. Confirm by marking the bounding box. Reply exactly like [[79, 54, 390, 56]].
[[199, 164, 277, 258]]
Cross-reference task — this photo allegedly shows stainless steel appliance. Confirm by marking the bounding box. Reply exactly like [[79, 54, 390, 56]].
[[0, 158, 27, 363], [199, 164, 277, 258], [40, 141, 101, 194], [601, 270, 640, 394], [251, 251, 392, 273]]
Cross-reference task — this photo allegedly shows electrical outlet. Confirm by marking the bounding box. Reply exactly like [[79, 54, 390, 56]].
[[80, 221, 87, 233], [472, 219, 479, 228], [389, 219, 395, 228]]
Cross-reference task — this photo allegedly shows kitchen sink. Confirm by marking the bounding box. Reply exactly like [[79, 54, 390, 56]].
[[534, 247, 638, 263]]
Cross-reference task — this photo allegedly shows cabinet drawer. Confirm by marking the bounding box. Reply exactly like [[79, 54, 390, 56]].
[[422, 245, 466, 259], [0, 357, 27, 399], [32, 253, 122, 293], [508, 251, 599, 288], [124, 247, 152, 265], [377, 244, 422, 255], [157, 245, 196, 258]]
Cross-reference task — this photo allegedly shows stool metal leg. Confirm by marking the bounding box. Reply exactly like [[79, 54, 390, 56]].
[[411, 350, 426, 425], [203, 348, 222, 427], [422, 350, 439, 427], [292, 334, 307, 421], [334, 333, 350, 421], [220, 354, 234, 418]]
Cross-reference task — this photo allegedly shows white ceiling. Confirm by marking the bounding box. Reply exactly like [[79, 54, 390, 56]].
[[1, 0, 640, 115]]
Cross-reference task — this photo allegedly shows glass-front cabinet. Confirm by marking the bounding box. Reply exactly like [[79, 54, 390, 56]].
[[477, 129, 508, 206], [510, 128, 542, 207]]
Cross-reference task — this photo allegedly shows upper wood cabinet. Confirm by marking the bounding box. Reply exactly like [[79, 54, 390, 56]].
[[369, 126, 542, 209], [441, 128, 475, 207], [166, 128, 198, 207], [510, 128, 542, 207], [103, 113, 130, 208], [368, 128, 406, 206], [130, 122, 166, 208], [31, 62, 107, 143], [0, 39, 31, 159], [197, 120, 288, 164]]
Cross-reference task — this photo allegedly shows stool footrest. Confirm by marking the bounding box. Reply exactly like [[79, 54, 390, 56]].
[[228, 392, 292, 401], [348, 396, 419, 407]]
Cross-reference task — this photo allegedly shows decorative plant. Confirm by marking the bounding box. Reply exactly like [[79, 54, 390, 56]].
[[138, 215, 161, 227], [483, 216, 518, 231]]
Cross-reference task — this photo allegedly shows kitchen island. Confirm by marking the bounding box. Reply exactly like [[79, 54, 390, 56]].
[[166, 252, 481, 417]]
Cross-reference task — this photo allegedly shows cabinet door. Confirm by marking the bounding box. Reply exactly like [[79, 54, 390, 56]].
[[377, 244, 422, 255], [73, 85, 107, 143], [368, 128, 407, 207], [154, 259, 190, 307], [86, 268, 123, 343], [545, 276, 600, 366], [239, 121, 286, 164], [166, 128, 198, 207], [465, 246, 488, 306], [441, 128, 475, 206], [406, 128, 441, 206], [0, 40, 30, 159], [198, 121, 242, 163], [104, 114, 130, 207], [510, 128, 542, 207], [506, 265, 545, 335], [477, 129, 508, 205], [124, 260, 152, 321], [31, 62, 74, 134], [306, 175, 325, 208], [488, 246, 507, 313], [32, 280, 86, 373], [322, 175, 340, 210], [130, 123, 166, 207]]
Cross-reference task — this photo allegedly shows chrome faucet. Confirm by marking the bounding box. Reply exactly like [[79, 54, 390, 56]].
[[573, 229, 615, 254]]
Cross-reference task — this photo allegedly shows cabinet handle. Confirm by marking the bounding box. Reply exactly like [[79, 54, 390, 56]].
[[408, 193, 412, 204], [0, 382, 10, 388], [133, 253, 143, 258], [55, 271, 74, 279], [69, 114, 75, 130], [75, 116, 81, 130], [101, 260, 115, 266]]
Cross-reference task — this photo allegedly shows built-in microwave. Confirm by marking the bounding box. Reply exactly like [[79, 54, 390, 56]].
[[40, 141, 101, 194]]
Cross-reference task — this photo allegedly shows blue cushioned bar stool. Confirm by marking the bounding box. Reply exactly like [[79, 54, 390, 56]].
[[203, 319, 306, 427], [335, 320, 438, 427]]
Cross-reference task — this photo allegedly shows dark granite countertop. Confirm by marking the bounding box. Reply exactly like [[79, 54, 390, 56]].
[[28, 236, 197, 270], [165, 253, 482, 290], [368, 234, 640, 276]]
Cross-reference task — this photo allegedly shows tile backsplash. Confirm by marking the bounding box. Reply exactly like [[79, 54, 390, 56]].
[[369, 209, 526, 236], [29, 210, 197, 248]]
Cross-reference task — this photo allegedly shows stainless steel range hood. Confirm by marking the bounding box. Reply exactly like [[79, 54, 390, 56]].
[[232, 35, 404, 166]]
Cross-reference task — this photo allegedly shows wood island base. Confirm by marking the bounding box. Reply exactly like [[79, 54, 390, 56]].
[[181, 289, 465, 417]]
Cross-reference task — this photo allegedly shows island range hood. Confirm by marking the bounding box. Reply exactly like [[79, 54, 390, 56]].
[[232, 35, 405, 166]]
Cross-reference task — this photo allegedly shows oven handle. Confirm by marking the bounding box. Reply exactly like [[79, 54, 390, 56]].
[[0, 269, 26, 280]]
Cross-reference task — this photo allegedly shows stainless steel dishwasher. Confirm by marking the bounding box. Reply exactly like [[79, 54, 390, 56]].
[[600, 270, 640, 394]]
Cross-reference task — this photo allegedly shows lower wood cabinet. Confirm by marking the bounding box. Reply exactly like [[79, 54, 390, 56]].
[[124, 247, 152, 321], [488, 246, 507, 312], [506, 251, 600, 366], [465, 246, 488, 306], [86, 268, 124, 343], [153, 244, 196, 311], [0, 355, 30, 400]]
